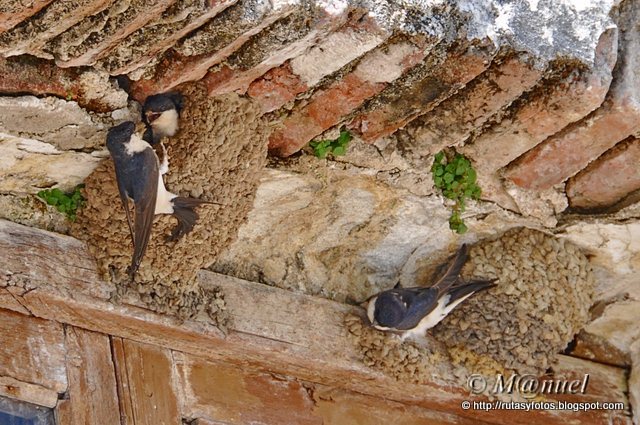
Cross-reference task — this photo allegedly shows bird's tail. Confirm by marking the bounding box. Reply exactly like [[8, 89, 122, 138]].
[[446, 278, 498, 306], [169, 197, 218, 241]]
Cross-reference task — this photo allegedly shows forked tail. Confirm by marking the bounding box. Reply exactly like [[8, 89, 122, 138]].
[[169, 197, 218, 241]]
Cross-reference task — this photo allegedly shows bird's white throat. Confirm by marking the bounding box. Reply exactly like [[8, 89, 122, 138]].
[[125, 133, 150, 155], [152, 109, 179, 137]]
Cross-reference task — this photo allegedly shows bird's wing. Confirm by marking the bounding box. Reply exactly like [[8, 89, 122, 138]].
[[392, 287, 439, 330], [129, 148, 159, 278], [111, 165, 135, 246], [432, 244, 470, 297]]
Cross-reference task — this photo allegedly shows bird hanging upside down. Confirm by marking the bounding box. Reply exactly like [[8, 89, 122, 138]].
[[106, 121, 212, 280], [365, 244, 497, 341]]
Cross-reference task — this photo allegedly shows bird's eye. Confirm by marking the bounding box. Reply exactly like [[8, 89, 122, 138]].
[[147, 112, 161, 122]]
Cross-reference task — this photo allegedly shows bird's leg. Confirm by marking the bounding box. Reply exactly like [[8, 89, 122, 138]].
[[159, 141, 169, 175]]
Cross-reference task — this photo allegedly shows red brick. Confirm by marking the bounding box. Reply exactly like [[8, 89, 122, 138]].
[[504, 8, 640, 190], [268, 39, 431, 157], [98, 0, 237, 75], [0, 56, 118, 112], [459, 28, 618, 199], [350, 40, 495, 142], [407, 54, 542, 152], [0, 0, 111, 57], [246, 62, 309, 112], [0, 0, 53, 34], [129, 4, 288, 101], [247, 21, 387, 113], [53, 0, 177, 68], [204, 9, 348, 97], [566, 136, 640, 210]]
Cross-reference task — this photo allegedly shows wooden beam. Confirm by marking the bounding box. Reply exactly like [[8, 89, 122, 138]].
[[0, 220, 633, 424], [0, 307, 67, 393], [62, 327, 121, 424], [112, 338, 181, 425]]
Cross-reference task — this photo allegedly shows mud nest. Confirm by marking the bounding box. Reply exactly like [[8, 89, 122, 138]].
[[433, 227, 595, 375], [73, 83, 269, 321], [345, 314, 453, 384], [346, 227, 594, 382]]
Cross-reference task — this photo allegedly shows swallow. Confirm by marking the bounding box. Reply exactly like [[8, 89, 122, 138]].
[[365, 244, 497, 341], [106, 121, 211, 279], [141, 92, 184, 145]]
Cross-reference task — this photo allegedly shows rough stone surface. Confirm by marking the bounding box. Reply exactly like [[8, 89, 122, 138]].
[[46, 0, 177, 67], [97, 0, 237, 75], [0, 193, 70, 234], [460, 28, 617, 211], [405, 52, 542, 154], [0, 0, 111, 58], [73, 83, 269, 319], [213, 165, 545, 304], [0, 96, 135, 151], [504, 0, 640, 190], [0, 133, 103, 194], [268, 38, 432, 157], [433, 228, 595, 375], [567, 137, 640, 212], [0, 0, 54, 34], [130, 0, 289, 100], [248, 18, 388, 112], [350, 39, 494, 142], [0, 56, 129, 112]]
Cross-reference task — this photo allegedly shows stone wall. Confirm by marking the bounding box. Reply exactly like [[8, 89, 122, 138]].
[[0, 0, 639, 422]]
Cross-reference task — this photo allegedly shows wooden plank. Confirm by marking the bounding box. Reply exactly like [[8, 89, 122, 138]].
[[0, 307, 67, 393], [63, 327, 120, 424], [112, 338, 135, 425], [0, 220, 633, 425], [0, 376, 58, 408], [176, 352, 491, 425], [113, 339, 181, 425]]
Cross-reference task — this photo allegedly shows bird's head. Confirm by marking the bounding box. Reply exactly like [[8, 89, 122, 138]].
[[367, 291, 406, 329], [106, 121, 136, 152]]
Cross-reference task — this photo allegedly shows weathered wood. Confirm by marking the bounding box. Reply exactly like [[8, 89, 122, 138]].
[[176, 352, 493, 425], [0, 307, 67, 393], [63, 327, 121, 424], [112, 338, 135, 425], [113, 338, 181, 425], [0, 376, 58, 408], [0, 220, 633, 424]]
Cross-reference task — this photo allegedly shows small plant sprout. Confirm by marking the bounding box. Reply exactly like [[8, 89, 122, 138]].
[[309, 127, 352, 159], [431, 151, 481, 234], [37, 185, 86, 221]]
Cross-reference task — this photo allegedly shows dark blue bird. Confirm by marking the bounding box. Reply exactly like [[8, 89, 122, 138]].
[[366, 244, 497, 341], [106, 121, 211, 279]]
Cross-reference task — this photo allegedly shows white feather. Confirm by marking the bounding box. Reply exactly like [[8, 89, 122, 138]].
[[152, 109, 179, 137], [401, 292, 477, 341], [154, 174, 176, 215], [124, 133, 149, 155]]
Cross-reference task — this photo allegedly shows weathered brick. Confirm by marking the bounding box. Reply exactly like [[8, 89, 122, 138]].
[[246, 62, 309, 112], [350, 40, 495, 142], [204, 8, 348, 97], [566, 137, 640, 211], [97, 0, 237, 75], [504, 3, 640, 190], [0, 0, 111, 57], [0, 56, 127, 112], [268, 39, 432, 157], [247, 21, 387, 112], [406, 53, 542, 153], [130, 0, 289, 101], [460, 28, 617, 177], [48, 0, 177, 68], [0, 0, 53, 34]]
